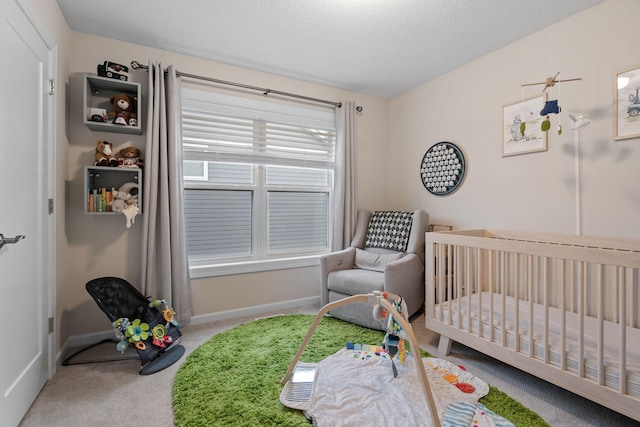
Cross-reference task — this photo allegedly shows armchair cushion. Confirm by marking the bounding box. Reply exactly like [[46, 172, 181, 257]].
[[327, 268, 384, 295], [364, 211, 413, 251], [353, 248, 404, 272]]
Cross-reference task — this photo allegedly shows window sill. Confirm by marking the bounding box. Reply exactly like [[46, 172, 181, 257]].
[[189, 255, 323, 278]]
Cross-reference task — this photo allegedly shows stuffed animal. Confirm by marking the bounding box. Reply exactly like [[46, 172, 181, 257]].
[[109, 187, 132, 213], [121, 203, 140, 228], [110, 182, 140, 228], [118, 146, 143, 168], [109, 93, 137, 126], [95, 140, 118, 166]]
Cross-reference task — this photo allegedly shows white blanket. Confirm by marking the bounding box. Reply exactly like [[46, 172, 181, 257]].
[[296, 348, 512, 427]]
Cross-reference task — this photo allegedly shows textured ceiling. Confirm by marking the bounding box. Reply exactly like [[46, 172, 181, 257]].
[[56, 0, 602, 98]]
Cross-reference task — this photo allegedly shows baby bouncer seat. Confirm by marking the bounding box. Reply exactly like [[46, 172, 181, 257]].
[[85, 276, 185, 375]]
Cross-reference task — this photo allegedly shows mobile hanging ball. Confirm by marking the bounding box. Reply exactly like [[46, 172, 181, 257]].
[[372, 304, 387, 321]]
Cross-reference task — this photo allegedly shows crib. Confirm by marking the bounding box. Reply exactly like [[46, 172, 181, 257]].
[[425, 229, 640, 421]]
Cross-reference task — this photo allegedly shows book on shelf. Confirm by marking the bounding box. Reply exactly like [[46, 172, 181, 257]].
[[88, 187, 114, 212]]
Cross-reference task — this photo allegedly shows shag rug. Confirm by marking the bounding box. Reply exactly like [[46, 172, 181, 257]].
[[172, 314, 548, 427]]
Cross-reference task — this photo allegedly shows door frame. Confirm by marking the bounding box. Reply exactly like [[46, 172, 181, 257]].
[[17, 0, 57, 378]]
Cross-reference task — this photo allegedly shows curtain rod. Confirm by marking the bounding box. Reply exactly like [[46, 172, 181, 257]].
[[131, 61, 363, 112]]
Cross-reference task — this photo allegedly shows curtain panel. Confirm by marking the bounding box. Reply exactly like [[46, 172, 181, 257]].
[[141, 62, 192, 322], [333, 101, 358, 250]]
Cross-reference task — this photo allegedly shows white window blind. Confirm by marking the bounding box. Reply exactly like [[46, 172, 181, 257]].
[[182, 90, 335, 169], [181, 89, 336, 275]]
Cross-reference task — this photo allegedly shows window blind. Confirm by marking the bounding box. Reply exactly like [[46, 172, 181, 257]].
[[181, 88, 336, 269], [184, 189, 252, 258], [182, 89, 336, 168]]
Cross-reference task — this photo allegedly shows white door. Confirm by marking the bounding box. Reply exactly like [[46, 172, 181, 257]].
[[0, 0, 54, 425]]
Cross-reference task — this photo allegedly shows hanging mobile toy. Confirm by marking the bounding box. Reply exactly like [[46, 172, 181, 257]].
[[378, 296, 410, 377], [521, 72, 583, 133]]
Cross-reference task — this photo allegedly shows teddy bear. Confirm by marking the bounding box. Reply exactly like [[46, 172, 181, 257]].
[[118, 146, 143, 168], [94, 140, 118, 166], [109, 93, 137, 126]]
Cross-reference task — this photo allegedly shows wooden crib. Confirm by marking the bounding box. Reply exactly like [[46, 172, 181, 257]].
[[425, 229, 640, 421]]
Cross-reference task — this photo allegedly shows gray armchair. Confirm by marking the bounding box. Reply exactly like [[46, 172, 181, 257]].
[[320, 209, 429, 330]]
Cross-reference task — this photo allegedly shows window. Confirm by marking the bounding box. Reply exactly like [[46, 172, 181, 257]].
[[181, 89, 336, 277]]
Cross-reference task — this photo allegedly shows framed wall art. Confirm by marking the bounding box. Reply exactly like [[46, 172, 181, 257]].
[[615, 66, 640, 140], [419, 142, 466, 196], [502, 94, 547, 157]]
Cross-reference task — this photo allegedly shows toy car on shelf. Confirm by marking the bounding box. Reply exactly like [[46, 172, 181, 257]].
[[97, 61, 129, 81]]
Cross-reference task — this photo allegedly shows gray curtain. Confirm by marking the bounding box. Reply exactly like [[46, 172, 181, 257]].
[[332, 101, 358, 250], [140, 62, 192, 322]]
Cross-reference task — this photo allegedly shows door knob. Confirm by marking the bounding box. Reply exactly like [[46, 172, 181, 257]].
[[0, 233, 25, 249]]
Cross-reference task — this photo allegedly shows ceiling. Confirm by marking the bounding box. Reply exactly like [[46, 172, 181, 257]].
[[56, 0, 602, 99]]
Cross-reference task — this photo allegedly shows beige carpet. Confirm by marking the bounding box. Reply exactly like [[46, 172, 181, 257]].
[[19, 304, 640, 427]]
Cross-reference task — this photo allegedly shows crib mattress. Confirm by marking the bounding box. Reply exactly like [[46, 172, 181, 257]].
[[434, 292, 640, 398]]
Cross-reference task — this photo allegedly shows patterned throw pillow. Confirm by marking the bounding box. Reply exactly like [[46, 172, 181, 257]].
[[364, 211, 413, 252]]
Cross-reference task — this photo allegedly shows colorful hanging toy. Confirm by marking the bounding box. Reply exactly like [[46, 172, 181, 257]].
[[113, 317, 131, 353], [150, 299, 180, 327], [111, 299, 180, 353], [373, 295, 410, 378]]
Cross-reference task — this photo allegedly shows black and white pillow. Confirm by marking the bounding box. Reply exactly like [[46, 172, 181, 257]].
[[365, 211, 413, 252]]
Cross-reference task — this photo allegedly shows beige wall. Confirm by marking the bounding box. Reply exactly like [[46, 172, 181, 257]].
[[388, 0, 640, 239]]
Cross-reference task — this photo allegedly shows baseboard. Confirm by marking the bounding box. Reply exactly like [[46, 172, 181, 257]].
[[57, 329, 116, 367], [189, 296, 320, 326], [58, 295, 320, 366]]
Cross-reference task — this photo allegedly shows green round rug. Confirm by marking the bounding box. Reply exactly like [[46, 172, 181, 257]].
[[172, 314, 548, 427]]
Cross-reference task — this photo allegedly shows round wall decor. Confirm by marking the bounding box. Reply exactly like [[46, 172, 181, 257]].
[[420, 142, 466, 196]]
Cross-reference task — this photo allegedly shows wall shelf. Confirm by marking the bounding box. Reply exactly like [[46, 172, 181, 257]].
[[83, 74, 142, 135], [84, 166, 142, 214]]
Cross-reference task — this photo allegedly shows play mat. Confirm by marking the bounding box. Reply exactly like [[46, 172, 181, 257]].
[[280, 292, 514, 427], [281, 345, 513, 427]]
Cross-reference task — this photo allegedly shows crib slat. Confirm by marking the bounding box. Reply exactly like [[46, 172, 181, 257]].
[[455, 245, 462, 330], [514, 252, 520, 353], [560, 259, 567, 371], [436, 243, 444, 323], [597, 263, 604, 386], [543, 257, 549, 365], [449, 245, 463, 325], [466, 247, 472, 333], [619, 267, 627, 395], [447, 244, 453, 323], [489, 250, 495, 343], [501, 251, 507, 348], [477, 248, 483, 338], [528, 255, 534, 358], [578, 261, 585, 379]]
